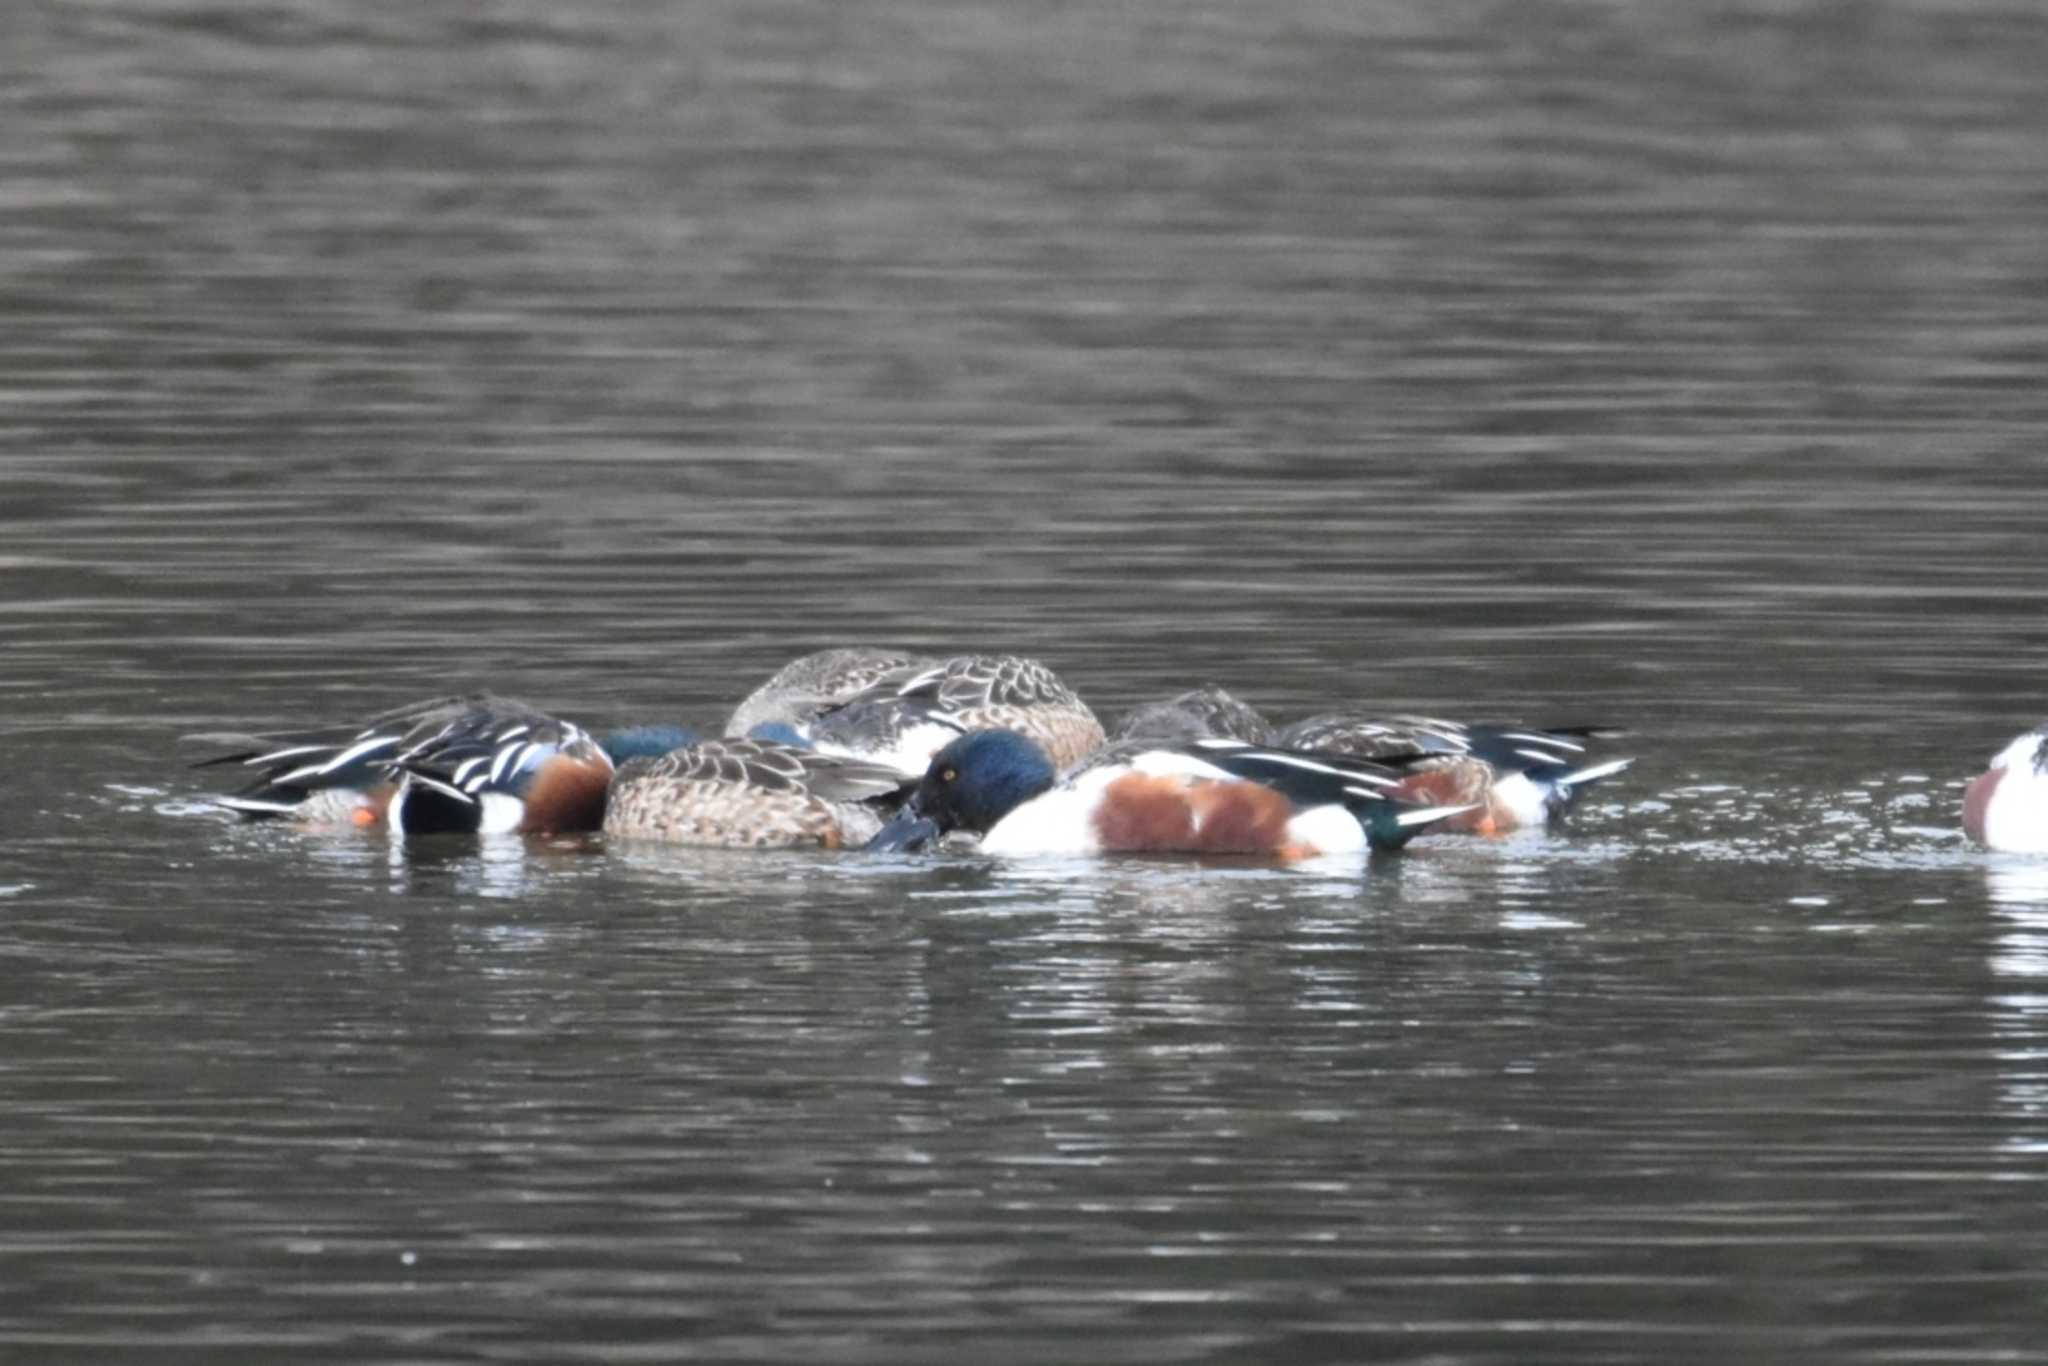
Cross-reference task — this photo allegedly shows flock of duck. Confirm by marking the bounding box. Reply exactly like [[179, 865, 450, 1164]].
[[187, 647, 2048, 858]]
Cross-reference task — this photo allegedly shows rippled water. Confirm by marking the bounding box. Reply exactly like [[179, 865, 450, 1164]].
[[8, 1, 2048, 1360]]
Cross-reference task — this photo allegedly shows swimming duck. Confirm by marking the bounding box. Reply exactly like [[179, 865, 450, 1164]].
[[865, 729, 1470, 859], [805, 654, 1106, 776], [1274, 713, 1632, 836], [1964, 725, 2048, 853], [723, 646, 932, 739], [603, 737, 911, 849], [192, 694, 621, 835], [1108, 684, 1274, 747]]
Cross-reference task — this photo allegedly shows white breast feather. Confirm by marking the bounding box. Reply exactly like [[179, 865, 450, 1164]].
[[1984, 741, 2048, 853], [979, 768, 1119, 856]]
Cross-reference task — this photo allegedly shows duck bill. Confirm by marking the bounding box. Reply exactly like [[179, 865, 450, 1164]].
[[864, 809, 943, 853]]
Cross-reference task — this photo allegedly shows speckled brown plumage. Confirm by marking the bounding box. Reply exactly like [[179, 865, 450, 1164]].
[[723, 647, 932, 738], [808, 654, 1106, 774], [602, 738, 909, 848]]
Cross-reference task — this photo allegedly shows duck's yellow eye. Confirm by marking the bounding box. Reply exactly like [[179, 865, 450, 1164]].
[[940, 766, 958, 783]]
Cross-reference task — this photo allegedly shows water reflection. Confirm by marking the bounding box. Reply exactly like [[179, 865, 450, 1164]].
[[1982, 856, 2048, 918], [1979, 859, 2048, 1158], [14, 0, 2048, 1356]]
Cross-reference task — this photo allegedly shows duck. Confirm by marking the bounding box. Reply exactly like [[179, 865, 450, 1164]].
[[864, 728, 1471, 859], [191, 694, 631, 835], [723, 646, 932, 739], [1964, 725, 2048, 853], [1274, 713, 1633, 836], [1107, 684, 1274, 747], [802, 654, 1106, 776], [603, 737, 911, 849]]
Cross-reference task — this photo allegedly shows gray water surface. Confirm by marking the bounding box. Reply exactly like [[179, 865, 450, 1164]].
[[7, 2, 2048, 1361]]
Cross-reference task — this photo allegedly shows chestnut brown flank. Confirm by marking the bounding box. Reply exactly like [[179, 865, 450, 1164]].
[[1094, 773, 1297, 855], [1094, 773, 1197, 850], [518, 754, 613, 834], [1963, 767, 2001, 844], [1185, 781, 1293, 853]]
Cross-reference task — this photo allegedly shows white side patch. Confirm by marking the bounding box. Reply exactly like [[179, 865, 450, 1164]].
[[1285, 804, 1366, 856], [477, 792, 527, 834], [1983, 745, 2048, 852], [1490, 771, 1549, 828], [1983, 800, 2048, 854]]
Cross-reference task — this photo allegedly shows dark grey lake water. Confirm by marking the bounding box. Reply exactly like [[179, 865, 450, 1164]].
[[7, 1, 2048, 1360]]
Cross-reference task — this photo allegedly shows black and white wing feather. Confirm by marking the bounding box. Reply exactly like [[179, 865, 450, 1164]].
[[1172, 737, 1417, 806], [190, 694, 522, 817], [190, 694, 604, 827]]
